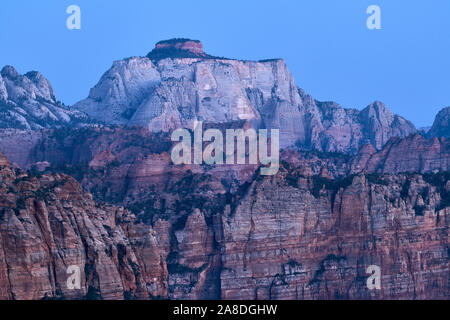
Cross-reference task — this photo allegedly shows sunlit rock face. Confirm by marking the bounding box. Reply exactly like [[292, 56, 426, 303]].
[[73, 39, 416, 151], [0, 66, 90, 130]]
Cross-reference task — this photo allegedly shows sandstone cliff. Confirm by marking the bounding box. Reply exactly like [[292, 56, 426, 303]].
[[1, 147, 448, 300], [352, 134, 450, 174], [218, 169, 449, 299], [428, 106, 450, 139], [0, 151, 167, 300], [73, 39, 417, 152], [0, 39, 448, 301]]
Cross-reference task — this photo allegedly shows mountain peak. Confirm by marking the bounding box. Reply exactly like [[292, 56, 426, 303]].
[[1, 65, 20, 79], [365, 100, 389, 113], [0, 65, 91, 130], [428, 106, 450, 138], [147, 38, 212, 61]]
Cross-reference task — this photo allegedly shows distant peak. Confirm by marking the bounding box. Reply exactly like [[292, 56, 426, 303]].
[[1, 66, 47, 83], [1, 65, 19, 79], [147, 38, 213, 62], [361, 101, 392, 117], [24, 71, 44, 80], [428, 106, 450, 138], [368, 101, 388, 110]]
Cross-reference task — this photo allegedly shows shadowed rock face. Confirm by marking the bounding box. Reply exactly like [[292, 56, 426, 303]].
[[428, 106, 450, 139], [0, 144, 449, 300], [218, 171, 449, 300], [0, 66, 91, 130], [0, 151, 167, 300]]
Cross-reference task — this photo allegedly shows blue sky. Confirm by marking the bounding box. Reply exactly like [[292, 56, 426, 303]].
[[1, 0, 449, 127]]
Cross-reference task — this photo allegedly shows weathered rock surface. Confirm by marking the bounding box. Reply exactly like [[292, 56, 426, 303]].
[[218, 170, 449, 300], [73, 39, 417, 152], [147, 38, 212, 61], [352, 134, 450, 174], [0, 66, 91, 130], [428, 106, 450, 138], [0, 142, 449, 300], [0, 151, 167, 300], [0, 129, 44, 168], [0, 39, 448, 300]]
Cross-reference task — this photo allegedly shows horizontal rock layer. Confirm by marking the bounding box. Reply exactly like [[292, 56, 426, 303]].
[[0, 151, 167, 300], [0, 145, 448, 300]]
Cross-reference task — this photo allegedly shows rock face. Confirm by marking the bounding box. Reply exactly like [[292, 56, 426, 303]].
[[0, 151, 167, 300], [0, 126, 444, 181], [0, 66, 91, 130], [0, 132, 449, 300], [313, 100, 416, 151], [148, 38, 212, 61], [73, 39, 416, 152], [358, 101, 416, 149], [218, 171, 449, 300], [428, 106, 450, 138], [0, 129, 44, 168], [0, 39, 448, 301], [352, 134, 450, 174]]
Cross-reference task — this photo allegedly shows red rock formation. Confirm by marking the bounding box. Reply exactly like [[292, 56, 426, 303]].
[[155, 39, 205, 55], [352, 134, 450, 174], [219, 171, 449, 299], [147, 38, 211, 61], [0, 129, 449, 300], [0, 151, 167, 300]]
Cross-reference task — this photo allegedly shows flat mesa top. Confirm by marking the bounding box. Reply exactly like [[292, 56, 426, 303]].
[[155, 38, 201, 45], [147, 39, 282, 63], [147, 38, 212, 61]]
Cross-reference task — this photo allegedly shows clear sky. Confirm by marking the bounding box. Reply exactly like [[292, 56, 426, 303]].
[[0, 0, 449, 127]]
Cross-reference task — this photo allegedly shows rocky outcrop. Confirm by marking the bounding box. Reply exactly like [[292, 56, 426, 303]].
[[218, 170, 449, 300], [428, 106, 450, 138], [0, 126, 447, 193], [73, 58, 161, 125], [352, 134, 450, 174], [0, 151, 167, 300], [358, 101, 416, 149], [73, 39, 417, 152], [312, 100, 416, 152], [0, 140, 449, 300], [147, 38, 212, 61], [0, 129, 44, 168], [0, 39, 447, 300], [0, 66, 91, 130]]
